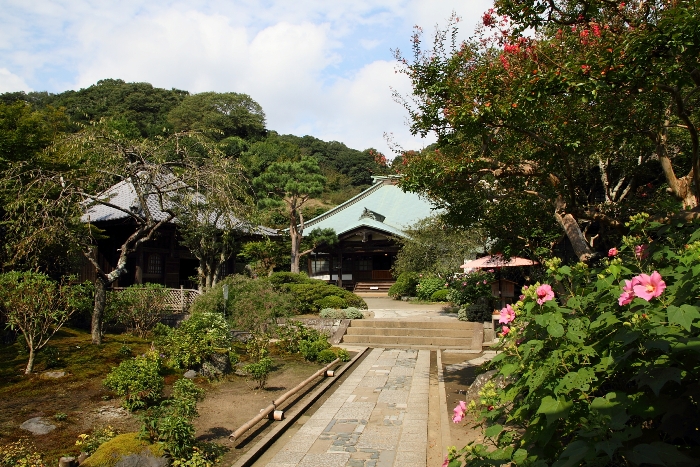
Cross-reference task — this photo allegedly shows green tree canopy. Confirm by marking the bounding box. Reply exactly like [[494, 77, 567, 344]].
[[167, 91, 266, 141]]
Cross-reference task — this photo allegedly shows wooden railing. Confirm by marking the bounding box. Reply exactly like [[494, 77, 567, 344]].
[[112, 286, 201, 313]]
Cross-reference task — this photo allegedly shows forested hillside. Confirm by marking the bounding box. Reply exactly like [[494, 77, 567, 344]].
[[0, 79, 392, 227]]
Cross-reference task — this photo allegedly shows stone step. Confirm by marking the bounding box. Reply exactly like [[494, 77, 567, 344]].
[[349, 319, 481, 330], [345, 327, 470, 338], [353, 281, 394, 293], [341, 334, 474, 347]]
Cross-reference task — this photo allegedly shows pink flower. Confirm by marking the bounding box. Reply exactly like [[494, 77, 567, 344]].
[[635, 244, 649, 260], [442, 457, 449, 467], [523, 285, 529, 290], [519, 294, 525, 301], [452, 400, 466, 423], [632, 271, 666, 301], [618, 278, 638, 306], [536, 284, 554, 305], [483, 280, 488, 284], [608, 247, 618, 257], [501, 325, 511, 336], [499, 304, 516, 324]]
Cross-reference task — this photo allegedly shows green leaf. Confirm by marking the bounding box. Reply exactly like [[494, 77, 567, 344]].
[[552, 440, 592, 467], [512, 448, 528, 464], [547, 322, 565, 338], [624, 442, 697, 466], [484, 424, 503, 438], [594, 439, 622, 459], [667, 304, 700, 331], [632, 367, 682, 396], [500, 363, 519, 377], [536, 396, 573, 425]]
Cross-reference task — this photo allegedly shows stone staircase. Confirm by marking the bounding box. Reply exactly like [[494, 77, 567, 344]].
[[341, 319, 483, 350], [353, 281, 395, 294]]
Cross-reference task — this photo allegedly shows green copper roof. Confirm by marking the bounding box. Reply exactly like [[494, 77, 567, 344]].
[[304, 176, 441, 237]]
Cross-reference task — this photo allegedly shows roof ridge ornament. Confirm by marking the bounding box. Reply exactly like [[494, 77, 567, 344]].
[[359, 207, 385, 223]]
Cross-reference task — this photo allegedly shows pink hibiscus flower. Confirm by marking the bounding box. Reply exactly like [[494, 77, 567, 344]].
[[501, 325, 511, 336], [608, 247, 618, 257], [442, 457, 449, 467], [536, 284, 554, 305], [618, 278, 638, 306], [635, 244, 649, 259], [452, 400, 467, 423], [499, 304, 516, 324], [632, 271, 666, 301]]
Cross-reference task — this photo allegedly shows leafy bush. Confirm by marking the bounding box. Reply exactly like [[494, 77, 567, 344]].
[[299, 338, 331, 361], [0, 439, 46, 467], [107, 283, 169, 337], [157, 312, 231, 370], [243, 357, 273, 389], [415, 275, 446, 301], [140, 378, 205, 460], [343, 307, 363, 319], [431, 289, 450, 302], [446, 269, 495, 306], [268, 271, 311, 286], [314, 295, 347, 310], [103, 352, 164, 411], [319, 308, 345, 319], [276, 322, 328, 354], [190, 276, 295, 331], [282, 281, 366, 313], [447, 216, 700, 466], [317, 349, 337, 364], [336, 348, 351, 362], [388, 271, 419, 299], [75, 426, 118, 456]]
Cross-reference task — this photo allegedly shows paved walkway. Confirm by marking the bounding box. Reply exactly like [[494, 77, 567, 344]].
[[266, 348, 430, 467], [361, 296, 455, 320]]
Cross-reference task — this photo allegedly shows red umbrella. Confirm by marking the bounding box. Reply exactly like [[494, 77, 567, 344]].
[[460, 254, 537, 270]]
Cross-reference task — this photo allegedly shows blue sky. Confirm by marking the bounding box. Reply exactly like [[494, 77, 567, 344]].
[[0, 0, 493, 154]]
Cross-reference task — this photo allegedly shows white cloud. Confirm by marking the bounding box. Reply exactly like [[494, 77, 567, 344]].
[[0, 68, 32, 93]]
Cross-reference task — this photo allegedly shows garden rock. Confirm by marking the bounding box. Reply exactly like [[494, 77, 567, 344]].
[[200, 361, 222, 379], [94, 405, 129, 421], [183, 369, 198, 379], [208, 352, 231, 374], [42, 370, 66, 378], [114, 450, 169, 467], [20, 417, 56, 435]]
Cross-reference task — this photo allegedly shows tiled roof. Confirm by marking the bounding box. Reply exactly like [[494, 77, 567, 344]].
[[303, 176, 441, 237], [81, 175, 277, 236]]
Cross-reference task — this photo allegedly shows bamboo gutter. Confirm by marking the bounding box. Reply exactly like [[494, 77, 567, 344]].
[[229, 358, 340, 441]]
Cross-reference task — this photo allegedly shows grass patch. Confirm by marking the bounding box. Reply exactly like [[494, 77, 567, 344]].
[[0, 328, 152, 398]]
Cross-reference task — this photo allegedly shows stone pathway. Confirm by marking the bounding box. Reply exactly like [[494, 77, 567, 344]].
[[266, 348, 430, 467]]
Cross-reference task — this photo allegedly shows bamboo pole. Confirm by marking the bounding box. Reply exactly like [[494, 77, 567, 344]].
[[229, 358, 340, 441]]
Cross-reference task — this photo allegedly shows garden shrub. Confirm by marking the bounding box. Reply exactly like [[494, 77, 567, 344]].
[[281, 281, 366, 314], [299, 338, 331, 361], [80, 433, 165, 467], [430, 289, 450, 302], [190, 275, 295, 331], [243, 357, 273, 389], [314, 295, 347, 310], [140, 378, 205, 460], [343, 307, 363, 319], [276, 322, 328, 354], [336, 348, 351, 362], [415, 275, 445, 301], [103, 351, 164, 411], [75, 426, 118, 456], [446, 269, 495, 306], [268, 271, 311, 286], [0, 439, 46, 467], [388, 271, 419, 299], [156, 312, 230, 370], [319, 308, 345, 319], [107, 283, 169, 337], [317, 349, 338, 364], [447, 216, 700, 466]]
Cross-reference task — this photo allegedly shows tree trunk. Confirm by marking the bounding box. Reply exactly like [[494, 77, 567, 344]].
[[290, 229, 301, 273], [25, 345, 35, 374], [91, 278, 107, 345], [554, 212, 594, 262]]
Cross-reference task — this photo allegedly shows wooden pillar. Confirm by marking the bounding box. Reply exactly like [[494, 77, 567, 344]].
[[336, 249, 343, 288], [135, 247, 143, 284]]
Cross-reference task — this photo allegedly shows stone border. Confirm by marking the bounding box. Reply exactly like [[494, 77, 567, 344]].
[[231, 347, 370, 467], [436, 351, 451, 463]]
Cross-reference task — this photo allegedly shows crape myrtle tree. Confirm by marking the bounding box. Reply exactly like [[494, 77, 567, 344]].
[[3, 124, 247, 344], [170, 156, 255, 292], [252, 157, 326, 273], [395, 0, 700, 262]]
